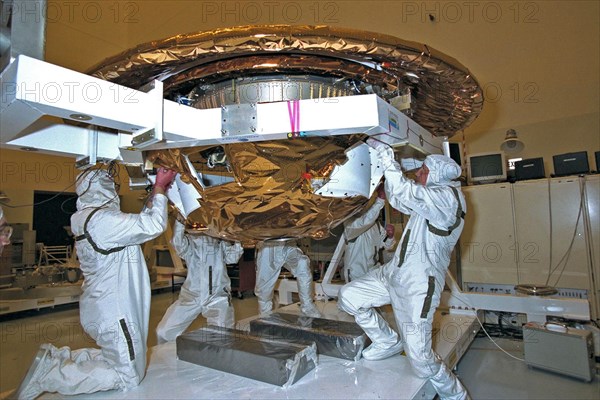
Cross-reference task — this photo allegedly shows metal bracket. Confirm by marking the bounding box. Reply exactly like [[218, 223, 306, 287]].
[[315, 143, 384, 199], [130, 80, 164, 148], [74, 127, 112, 169], [390, 92, 412, 111], [75, 156, 94, 170], [221, 103, 257, 136], [74, 126, 98, 169], [124, 164, 150, 190]]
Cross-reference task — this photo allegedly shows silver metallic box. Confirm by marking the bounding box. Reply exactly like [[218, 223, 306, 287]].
[[523, 322, 595, 382], [249, 312, 368, 361], [176, 326, 317, 387]]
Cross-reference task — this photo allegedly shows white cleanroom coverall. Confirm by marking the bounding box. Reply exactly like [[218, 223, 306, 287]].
[[0, 205, 12, 255], [380, 224, 397, 264], [343, 197, 387, 282], [339, 148, 470, 400], [255, 239, 322, 317], [156, 221, 243, 343], [16, 168, 173, 399]]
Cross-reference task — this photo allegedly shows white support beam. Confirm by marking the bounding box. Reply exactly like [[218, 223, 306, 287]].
[[442, 272, 591, 322], [144, 94, 411, 150], [1, 55, 157, 139], [441, 290, 591, 322], [321, 237, 346, 287], [1, 55, 443, 159], [1, 119, 125, 160]]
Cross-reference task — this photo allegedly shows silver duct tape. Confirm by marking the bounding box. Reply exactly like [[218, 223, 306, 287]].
[[249, 312, 368, 361], [176, 326, 318, 387]]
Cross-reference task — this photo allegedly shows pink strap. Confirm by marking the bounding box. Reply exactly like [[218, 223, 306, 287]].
[[287, 100, 300, 137]]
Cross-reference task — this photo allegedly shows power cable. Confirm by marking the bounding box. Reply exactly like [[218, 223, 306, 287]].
[[448, 291, 526, 362]]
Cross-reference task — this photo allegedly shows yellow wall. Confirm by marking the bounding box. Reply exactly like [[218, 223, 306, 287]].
[[1, 0, 599, 224], [41, 1, 599, 134], [0, 148, 142, 226], [452, 111, 600, 173]]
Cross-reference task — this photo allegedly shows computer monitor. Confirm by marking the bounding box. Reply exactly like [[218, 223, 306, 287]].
[[467, 152, 507, 184], [552, 151, 589, 177], [447, 142, 463, 168], [515, 157, 546, 181]]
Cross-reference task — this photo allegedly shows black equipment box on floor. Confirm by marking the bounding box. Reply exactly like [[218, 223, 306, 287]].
[[176, 326, 317, 387], [250, 312, 368, 361]]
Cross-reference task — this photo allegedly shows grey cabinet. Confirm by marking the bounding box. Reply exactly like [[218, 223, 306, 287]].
[[459, 176, 599, 320]]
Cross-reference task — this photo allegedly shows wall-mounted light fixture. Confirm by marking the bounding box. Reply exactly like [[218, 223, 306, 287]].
[[500, 129, 524, 154]]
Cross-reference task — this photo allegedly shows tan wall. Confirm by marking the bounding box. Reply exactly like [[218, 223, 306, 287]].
[[453, 111, 600, 173], [40, 1, 599, 167], [42, 1, 599, 133], [0, 148, 142, 226], [1, 1, 598, 224]]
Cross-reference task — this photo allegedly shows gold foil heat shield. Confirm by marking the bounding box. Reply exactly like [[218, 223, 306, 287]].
[[148, 136, 369, 243], [91, 25, 485, 242], [89, 25, 483, 137]]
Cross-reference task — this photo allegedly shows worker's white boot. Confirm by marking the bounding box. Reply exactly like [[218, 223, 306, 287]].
[[297, 274, 322, 318], [300, 303, 322, 318], [15, 344, 52, 400], [428, 358, 471, 400], [258, 298, 273, 316], [362, 339, 404, 360]]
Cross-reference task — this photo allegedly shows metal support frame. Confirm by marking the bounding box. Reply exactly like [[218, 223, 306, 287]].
[[1, 55, 443, 161], [130, 79, 165, 148], [442, 273, 590, 322], [442, 272, 590, 322], [278, 255, 591, 324]]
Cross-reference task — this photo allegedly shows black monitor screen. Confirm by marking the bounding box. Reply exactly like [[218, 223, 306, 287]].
[[470, 154, 503, 177], [553, 151, 589, 176], [449, 143, 462, 167]]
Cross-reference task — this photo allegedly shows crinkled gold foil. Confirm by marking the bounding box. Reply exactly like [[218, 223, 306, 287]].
[[148, 136, 369, 244], [93, 25, 485, 242], [89, 25, 483, 136]]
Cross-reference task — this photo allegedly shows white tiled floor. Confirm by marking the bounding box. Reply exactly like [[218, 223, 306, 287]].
[[1, 290, 598, 399]]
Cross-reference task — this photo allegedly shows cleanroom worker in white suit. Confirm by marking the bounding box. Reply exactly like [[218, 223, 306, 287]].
[[156, 220, 243, 342], [338, 141, 470, 400], [255, 239, 322, 318], [381, 223, 397, 264], [16, 166, 176, 400], [0, 206, 12, 256], [343, 185, 396, 282]]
